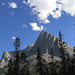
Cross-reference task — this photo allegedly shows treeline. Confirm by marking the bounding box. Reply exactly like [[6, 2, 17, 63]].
[[6, 31, 75, 75]]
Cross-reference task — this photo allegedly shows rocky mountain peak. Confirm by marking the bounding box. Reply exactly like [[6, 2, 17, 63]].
[[39, 31, 53, 38], [27, 31, 59, 56], [0, 31, 74, 66], [26, 31, 73, 57], [1, 51, 10, 63]]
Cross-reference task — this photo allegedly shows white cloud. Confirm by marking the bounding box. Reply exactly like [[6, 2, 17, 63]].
[[25, 0, 75, 24], [2, 0, 75, 24], [30, 22, 44, 31], [25, 45, 27, 48], [39, 19, 50, 24], [12, 36, 16, 39], [43, 19, 50, 24], [61, 0, 75, 16], [1, 3, 5, 6], [23, 24, 28, 28], [26, 0, 60, 24], [22, 1, 26, 4], [45, 28, 47, 30], [8, 2, 17, 8], [22, 0, 27, 5]]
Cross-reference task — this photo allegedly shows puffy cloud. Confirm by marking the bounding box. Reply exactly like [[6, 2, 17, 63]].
[[26, 0, 60, 24], [12, 36, 16, 39], [22, 0, 27, 5], [22, 0, 26, 4], [30, 22, 44, 31], [2, 0, 75, 24], [25, 0, 75, 24], [45, 28, 47, 30], [1, 0, 75, 24], [8, 2, 17, 8], [42, 19, 50, 24], [61, 0, 75, 16], [1, 3, 5, 6], [25, 45, 27, 48], [23, 24, 28, 28]]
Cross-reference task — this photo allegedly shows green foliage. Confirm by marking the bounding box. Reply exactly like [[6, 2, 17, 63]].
[[0, 68, 7, 75], [70, 47, 75, 75], [35, 47, 47, 75], [20, 51, 30, 75], [0, 57, 75, 75], [13, 37, 21, 75], [49, 48, 57, 75], [58, 31, 68, 75], [6, 58, 13, 75], [13, 37, 21, 51], [1, 34, 75, 75]]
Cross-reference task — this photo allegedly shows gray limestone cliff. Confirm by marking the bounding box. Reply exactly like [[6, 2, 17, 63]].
[[0, 31, 74, 68], [24, 31, 73, 57], [1, 51, 11, 63]]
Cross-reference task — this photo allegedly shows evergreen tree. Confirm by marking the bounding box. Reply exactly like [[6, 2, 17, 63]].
[[13, 37, 21, 75], [66, 53, 71, 75], [6, 58, 14, 75], [20, 51, 30, 75], [13, 37, 21, 51], [20, 51, 28, 64], [49, 48, 57, 75], [35, 47, 47, 75], [58, 31, 67, 75], [70, 47, 75, 75]]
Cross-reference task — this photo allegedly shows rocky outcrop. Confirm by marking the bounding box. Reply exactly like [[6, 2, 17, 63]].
[[1, 51, 11, 63], [31, 31, 59, 56], [24, 31, 73, 57], [0, 31, 74, 66]]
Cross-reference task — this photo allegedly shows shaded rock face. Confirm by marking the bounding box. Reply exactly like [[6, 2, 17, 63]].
[[27, 31, 59, 56], [0, 31, 74, 63], [25, 31, 73, 57], [1, 51, 11, 63]]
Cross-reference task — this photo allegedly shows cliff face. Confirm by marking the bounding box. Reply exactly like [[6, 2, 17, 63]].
[[1, 51, 11, 63], [0, 31, 74, 64], [26, 31, 59, 56], [24, 31, 73, 57]]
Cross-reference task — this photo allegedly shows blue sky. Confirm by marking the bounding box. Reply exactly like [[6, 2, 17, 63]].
[[0, 0, 75, 59]]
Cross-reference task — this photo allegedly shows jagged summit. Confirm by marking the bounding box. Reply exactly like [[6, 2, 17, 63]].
[[1, 51, 10, 63], [40, 31, 49, 34], [0, 31, 74, 67], [40, 31, 53, 37], [25, 31, 73, 57], [28, 31, 58, 56]]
